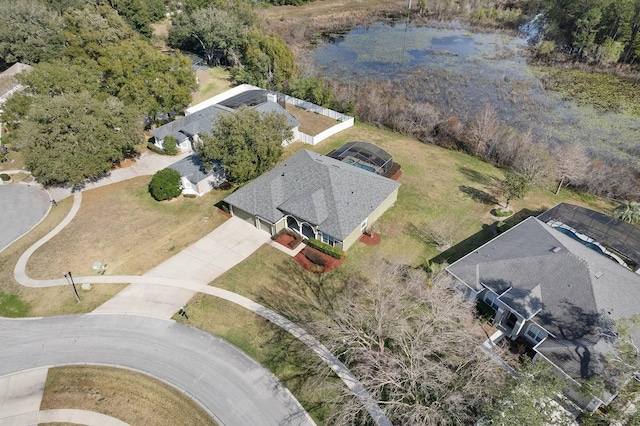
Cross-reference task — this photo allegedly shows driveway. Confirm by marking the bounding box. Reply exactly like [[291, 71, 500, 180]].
[[0, 315, 313, 426], [0, 185, 50, 253], [92, 217, 271, 317]]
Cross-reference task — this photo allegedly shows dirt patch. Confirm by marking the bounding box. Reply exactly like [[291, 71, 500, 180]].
[[41, 366, 215, 425], [285, 104, 340, 136]]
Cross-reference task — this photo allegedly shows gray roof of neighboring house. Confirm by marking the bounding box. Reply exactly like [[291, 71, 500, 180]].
[[224, 150, 400, 240], [253, 101, 299, 129], [447, 216, 640, 382], [1, 63, 33, 77], [152, 89, 298, 143], [168, 155, 224, 186], [0, 63, 32, 102], [152, 104, 231, 142]]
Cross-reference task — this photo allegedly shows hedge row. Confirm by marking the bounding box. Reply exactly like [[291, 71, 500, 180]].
[[306, 238, 344, 259]]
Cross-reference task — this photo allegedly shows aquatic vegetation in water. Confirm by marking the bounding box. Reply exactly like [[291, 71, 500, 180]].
[[536, 68, 640, 117]]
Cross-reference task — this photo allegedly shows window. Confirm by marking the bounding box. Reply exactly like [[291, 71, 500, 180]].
[[525, 324, 547, 343], [484, 292, 500, 310], [321, 232, 337, 247]]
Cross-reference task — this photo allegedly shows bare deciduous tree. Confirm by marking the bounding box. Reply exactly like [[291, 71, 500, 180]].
[[551, 142, 590, 195], [311, 262, 507, 425], [512, 142, 556, 187], [465, 103, 500, 158]]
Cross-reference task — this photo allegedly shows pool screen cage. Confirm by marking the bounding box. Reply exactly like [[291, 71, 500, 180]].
[[538, 203, 640, 267], [328, 141, 393, 174]]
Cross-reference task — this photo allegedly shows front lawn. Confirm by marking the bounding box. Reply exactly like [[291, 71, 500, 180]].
[[27, 176, 230, 279]]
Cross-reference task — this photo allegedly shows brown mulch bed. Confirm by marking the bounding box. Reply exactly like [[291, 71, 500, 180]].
[[294, 246, 345, 274], [272, 229, 303, 250], [217, 208, 232, 218], [359, 232, 381, 245], [388, 169, 402, 181]]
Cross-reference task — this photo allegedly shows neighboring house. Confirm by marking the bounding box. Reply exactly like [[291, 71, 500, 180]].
[[224, 149, 400, 250], [0, 63, 33, 138], [168, 155, 225, 197], [151, 89, 300, 153], [447, 210, 640, 411]]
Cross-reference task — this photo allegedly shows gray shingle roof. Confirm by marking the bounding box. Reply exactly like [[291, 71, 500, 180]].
[[151, 104, 231, 142], [254, 101, 299, 129], [224, 150, 400, 240], [447, 216, 640, 382], [168, 155, 224, 186]]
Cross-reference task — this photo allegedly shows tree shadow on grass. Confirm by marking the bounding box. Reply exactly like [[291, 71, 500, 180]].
[[459, 185, 498, 205], [458, 166, 499, 186]]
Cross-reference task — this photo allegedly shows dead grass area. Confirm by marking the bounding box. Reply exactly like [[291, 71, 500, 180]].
[[0, 146, 25, 171], [259, 0, 406, 52], [41, 366, 215, 426], [27, 177, 229, 279], [192, 68, 234, 105], [285, 104, 339, 136], [0, 197, 126, 317], [150, 19, 171, 51]]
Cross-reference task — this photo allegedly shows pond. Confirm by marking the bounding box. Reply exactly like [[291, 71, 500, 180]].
[[311, 22, 640, 165]]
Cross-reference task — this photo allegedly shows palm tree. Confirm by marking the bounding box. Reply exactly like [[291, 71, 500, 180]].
[[613, 201, 640, 224]]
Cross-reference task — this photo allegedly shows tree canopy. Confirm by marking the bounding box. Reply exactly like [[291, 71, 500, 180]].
[[13, 92, 142, 186], [544, 0, 640, 64], [0, 0, 64, 69], [198, 107, 292, 183], [168, 1, 295, 90]]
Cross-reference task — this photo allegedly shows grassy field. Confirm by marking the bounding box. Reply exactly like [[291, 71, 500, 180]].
[[27, 177, 229, 279], [41, 366, 215, 425]]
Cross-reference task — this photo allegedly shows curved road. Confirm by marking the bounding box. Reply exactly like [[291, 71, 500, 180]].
[[0, 314, 312, 426]]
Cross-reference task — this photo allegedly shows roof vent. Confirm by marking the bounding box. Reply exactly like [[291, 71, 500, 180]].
[[551, 246, 562, 253], [595, 271, 604, 279]]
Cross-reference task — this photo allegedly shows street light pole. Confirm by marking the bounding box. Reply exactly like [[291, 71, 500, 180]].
[[63, 271, 80, 303]]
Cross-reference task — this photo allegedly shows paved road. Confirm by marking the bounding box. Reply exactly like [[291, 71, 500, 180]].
[[0, 185, 50, 253], [0, 315, 313, 426]]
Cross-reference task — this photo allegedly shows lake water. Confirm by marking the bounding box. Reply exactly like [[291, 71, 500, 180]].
[[311, 22, 640, 164]]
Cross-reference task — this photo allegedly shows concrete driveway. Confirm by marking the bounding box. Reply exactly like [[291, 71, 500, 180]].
[[93, 217, 271, 317], [0, 315, 313, 426], [0, 185, 50, 253]]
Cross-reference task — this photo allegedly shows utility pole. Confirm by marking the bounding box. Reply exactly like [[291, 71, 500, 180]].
[[64, 271, 80, 303]]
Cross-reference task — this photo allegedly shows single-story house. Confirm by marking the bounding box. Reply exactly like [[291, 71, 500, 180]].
[[167, 155, 225, 197], [151, 90, 299, 153], [224, 149, 401, 250], [446, 212, 640, 411]]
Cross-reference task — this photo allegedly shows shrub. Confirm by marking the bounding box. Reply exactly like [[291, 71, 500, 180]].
[[147, 142, 166, 155], [493, 207, 513, 217], [302, 247, 327, 266], [0, 174, 10, 181], [163, 136, 179, 155], [306, 238, 344, 259], [149, 168, 182, 201]]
